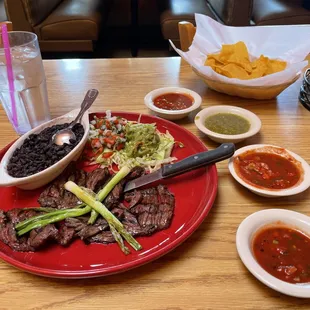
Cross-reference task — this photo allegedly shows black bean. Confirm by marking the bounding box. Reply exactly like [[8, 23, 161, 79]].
[[7, 123, 84, 178]]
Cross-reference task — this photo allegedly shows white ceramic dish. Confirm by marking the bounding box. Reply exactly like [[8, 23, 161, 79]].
[[194, 105, 261, 143], [0, 109, 89, 190], [236, 209, 310, 298], [228, 144, 310, 197], [144, 87, 202, 120]]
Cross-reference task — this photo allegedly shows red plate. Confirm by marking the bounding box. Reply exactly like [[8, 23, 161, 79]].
[[0, 112, 217, 278]]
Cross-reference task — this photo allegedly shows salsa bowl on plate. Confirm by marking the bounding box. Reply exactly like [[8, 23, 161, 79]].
[[194, 105, 261, 144], [237, 209, 310, 298], [228, 144, 310, 197], [144, 87, 202, 120]]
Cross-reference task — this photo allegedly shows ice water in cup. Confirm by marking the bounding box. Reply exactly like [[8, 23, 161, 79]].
[[0, 32, 50, 135]]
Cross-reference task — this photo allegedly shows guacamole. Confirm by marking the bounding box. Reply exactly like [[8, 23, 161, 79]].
[[124, 123, 160, 158]]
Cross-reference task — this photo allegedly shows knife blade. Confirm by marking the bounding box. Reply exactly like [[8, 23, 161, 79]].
[[123, 143, 235, 192]]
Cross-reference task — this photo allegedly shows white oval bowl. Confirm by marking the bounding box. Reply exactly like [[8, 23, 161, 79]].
[[144, 87, 202, 120], [236, 209, 310, 298], [0, 109, 89, 190], [228, 144, 310, 197], [194, 105, 261, 143]]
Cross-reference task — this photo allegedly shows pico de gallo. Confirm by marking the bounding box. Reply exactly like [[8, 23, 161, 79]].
[[82, 114, 128, 165], [82, 112, 178, 171]]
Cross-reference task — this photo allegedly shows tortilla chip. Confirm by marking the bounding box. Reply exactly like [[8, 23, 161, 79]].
[[266, 59, 287, 75], [205, 53, 225, 65], [205, 41, 287, 80], [218, 63, 251, 79], [221, 42, 252, 73], [251, 55, 269, 78]]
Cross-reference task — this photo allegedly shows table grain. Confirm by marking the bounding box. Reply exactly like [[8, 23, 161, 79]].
[[0, 57, 310, 310]]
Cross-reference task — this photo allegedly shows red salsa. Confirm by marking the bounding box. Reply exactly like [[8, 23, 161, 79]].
[[253, 225, 310, 284], [234, 151, 301, 190], [153, 93, 193, 110]]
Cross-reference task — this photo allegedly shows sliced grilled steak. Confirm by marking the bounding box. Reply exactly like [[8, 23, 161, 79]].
[[140, 188, 159, 204], [138, 210, 173, 231], [123, 222, 157, 236], [0, 168, 175, 252], [158, 184, 175, 206], [0, 210, 6, 228], [135, 185, 174, 231], [38, 164, 109, 209], [130, 204, 157, 215], [77, 225, 103, 240], [64, 216, 109, 240], [126, 166, 145, 180], [86, 167, 110, 192], [64, 217, 89, 231], [28, 224, 59, 249], [38, 163, 86, 209], [76, 219, 109, 240], [86, 231, 115, 244], [104, 181, 125, 209], [57, 225, 76, 246], [124, 190, 142, 209], [0, 223, 35, 252], [6, 208, 38, 225], [86, 185, 175, 244]]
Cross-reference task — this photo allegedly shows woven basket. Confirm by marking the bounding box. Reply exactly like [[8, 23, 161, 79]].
[[192, 68, 301, 100]]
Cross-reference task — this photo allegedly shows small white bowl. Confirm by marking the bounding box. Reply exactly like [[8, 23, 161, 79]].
[[236, 209, 310, 298], [228, 144, 310, 197], [194, 105, 261, 143], [0, 109, 89, 190], [144, 87, 202, 120]]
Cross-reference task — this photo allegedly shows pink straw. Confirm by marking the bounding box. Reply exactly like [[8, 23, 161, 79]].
[[2, 24, 18, 127]]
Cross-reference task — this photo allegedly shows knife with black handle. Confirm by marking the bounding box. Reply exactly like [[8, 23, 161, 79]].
[[124, 143, 235, 192]]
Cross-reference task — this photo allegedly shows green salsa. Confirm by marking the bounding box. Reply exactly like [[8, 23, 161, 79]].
[[204, 113, 250, 135]]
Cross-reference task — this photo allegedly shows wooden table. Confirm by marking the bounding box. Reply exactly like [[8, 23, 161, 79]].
[[0, 57, 310, 310]]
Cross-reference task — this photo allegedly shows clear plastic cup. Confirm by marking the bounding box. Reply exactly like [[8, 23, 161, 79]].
[[0, 31, 51, 135]]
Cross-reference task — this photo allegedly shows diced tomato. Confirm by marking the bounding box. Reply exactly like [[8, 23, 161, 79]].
[[104, 137, 116, 145], [116, 143, 125, 151], [94, 147, 104, 157], [102, 151, 113, 158], [91, 138, 101, 148], [105, 120, 112, 129], [95, 119, 104, 129], [114, 119, 119, 125]]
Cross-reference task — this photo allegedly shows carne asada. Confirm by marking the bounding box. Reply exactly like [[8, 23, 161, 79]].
[[0, 165, 175, 253]]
